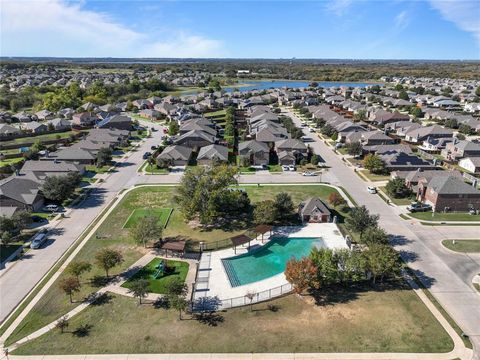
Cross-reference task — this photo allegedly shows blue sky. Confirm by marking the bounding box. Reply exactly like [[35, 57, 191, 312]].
[[2, 0, 480, 59]]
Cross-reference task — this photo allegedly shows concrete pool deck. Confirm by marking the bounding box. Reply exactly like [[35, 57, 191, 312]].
[[193, 223, 348, 307]]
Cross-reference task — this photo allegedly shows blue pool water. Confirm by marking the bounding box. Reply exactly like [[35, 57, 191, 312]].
[[222, 237, 324, 287]]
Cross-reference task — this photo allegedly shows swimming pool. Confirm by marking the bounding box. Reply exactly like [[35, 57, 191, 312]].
[[222, 236, 324, 287]]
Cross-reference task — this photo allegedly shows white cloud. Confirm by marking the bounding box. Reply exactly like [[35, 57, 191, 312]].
[[429, 0, 480, 44], [394, 11, 409, 30], [325, 0, 352, 16], [0, 0, 225, 57]]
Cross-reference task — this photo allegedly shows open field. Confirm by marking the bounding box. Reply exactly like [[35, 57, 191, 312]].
[[12, 282, 453, 355], [442, 240, 480, 253], [122, 258, 189, 294], [122, 208, 172, 228], [4, 184, 349, 345], [409, 212, 480, 222]]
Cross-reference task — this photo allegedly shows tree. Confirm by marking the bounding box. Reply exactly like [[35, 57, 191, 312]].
[[55, 315, 69, 334], [96, 147, 112, 167], [459, 124, 473, 135], [11, 210, 31, 231], [174, 165, 243, 225], [66, 261, 92, 281], [156, 157, 172, 169], [58, 277, 81, 303], [320, 124, 336, 138], [363, 244, 400, 284], [385, 178, 411, 198], [224, 122, 235, 137], [346, 141, 363, 156], [41, 172, 81, 203], [310, 154, 319, 165], [128, 279, 149, 305], [310, 248, 338, 286], [394, 84, 404, 91], [361, 226, 389, 246], [285, 257, 319, 294], [334, 249, 365, 285], [130, 214, 162, 247], [253, 200, 278, 225], [398, 90, 409, 101], [346, 205, 379, 238], [354, 109, 367, 122], [410, 107, 423, 119], [273, 192, 294, 221], [363, 154, 385, 174], [168, 121, 179, 136], [94, 248, 124, 277], [444, 118, 458, 129], [327, 192, 346, 208], [170, 293, 189, 320]]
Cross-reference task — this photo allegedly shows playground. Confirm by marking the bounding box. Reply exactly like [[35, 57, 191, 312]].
[[122, 208, 173, 229], [121, 257, 189, 294]]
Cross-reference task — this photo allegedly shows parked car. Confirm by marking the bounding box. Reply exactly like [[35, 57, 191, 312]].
[[43, 204, 59, 213], [251, 164, 267, 170], [143, 152, 152, 159], [288, 165, 296, 171], [367, 186, 377, 194], [30, 231, 48, 249], [302, 171, 317, 176], [282, 165, 289, 171], [406, 203, 432, 212], [308, 127, 315, 133], [150, 146, 157, 150]]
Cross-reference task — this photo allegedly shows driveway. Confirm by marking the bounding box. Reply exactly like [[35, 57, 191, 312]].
[[283, 108, 480, 355]]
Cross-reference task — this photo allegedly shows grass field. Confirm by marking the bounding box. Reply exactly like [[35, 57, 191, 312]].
[[0, 157, 24, 167], [12, 282, 453, 355], [4, 185, 349, 345], [409, 212, 480, 222], [140, 161, 169, 174], [122, 258, 189, 294], [123, 208, 172, 228], [358, 170, 391, 182], [378, 187, 414, 206], [1, 131, 77, 147], [442, 240, 480, 253]]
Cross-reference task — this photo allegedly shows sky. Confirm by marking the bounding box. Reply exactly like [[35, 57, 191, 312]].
[[1, 0, 480, 60]]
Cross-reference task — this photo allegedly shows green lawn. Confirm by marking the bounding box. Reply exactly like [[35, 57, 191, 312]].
[[12, 283, 453, 355], [0, 157, 24, 167], [122, 258, 188, 294], [442, 240, 480, 253], [204, 109, 227, 118], [122, 208, 172, 228], [409, 212, 480, 222], [5, 185, 349, 345], [141, 162, 169, 174], [358, 170, 391, 182], [267, 164, 283, 172], [85, 165, 110, 174], [1, 131, 77, 147], [379, 187, 414, 206]]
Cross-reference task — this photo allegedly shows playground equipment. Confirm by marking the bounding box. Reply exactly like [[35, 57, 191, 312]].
[[152, 259, 166, 279]]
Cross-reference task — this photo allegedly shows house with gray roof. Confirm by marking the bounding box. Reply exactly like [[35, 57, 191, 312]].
[[404, 125, 453, 144], [298, 197, 331, 223], [19, 160, 84, 181], [196, 144, 229, 166], [46, 118, 72, 131], [0, 176, 44, 211], [174, 130, 217, 149], [441, 140, 480, 161], [44, 148, 96, 164], [156, 145, 192, 166], [238, 140, 270, 166]]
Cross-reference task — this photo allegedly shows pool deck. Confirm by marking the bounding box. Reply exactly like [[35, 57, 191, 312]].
[[193, 223, 348, 306]]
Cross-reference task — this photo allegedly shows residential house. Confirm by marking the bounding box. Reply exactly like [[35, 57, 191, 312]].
[[458, 157, 480, 174], [46, 118, 72, 131], [196, 144, 229, 166], [298, 197, 332, 223], [98, 115, 132, 131], [238, 140, 270, 166], [156, 145, 192, 166], [22, 121, 47, 134], [0, 124, 21, 138], [44, 148, 96, 165], [404, 125, 454, 144], [72, 112, 95, 127], [19, 160, 85, 181], [441, 140, 480, 161], [174, 130, 217, 148], [0, 176, 44, 211]]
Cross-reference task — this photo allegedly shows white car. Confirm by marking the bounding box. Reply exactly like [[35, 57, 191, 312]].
[[367, 186, 377, 194], [288, 165, 296, 171], [43, 204, 59, 212], [302, 171, 317, 176], [282, 165, 289, 171], [30, 231, 48, 249]]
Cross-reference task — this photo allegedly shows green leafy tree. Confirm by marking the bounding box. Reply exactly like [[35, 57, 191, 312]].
[[398, 90, 409, 101], [41, 172, 82, 203], [273, 192, 294, 221], [168, 121, 179, 136], [346, 205, 379, 238], [94, 248, 124, 277], [444, 118, 458, 129], [385, 178, 411, 198], [361, 226, 389, 246], [66, 261, 92, 281], [321, 124, 336, 137], [410, 107, 423, 119], [363, 244, 400, 284], [363, 153, 385, 174], [310, 154, 319, 165], [59, 277, 81, 303], [170, 293, 189, 320], [96, 147, 113, 167], [459, 124, 473, 135], [253, 200, 278, 225], [165, 278, 188, 298], [128, 279, 149, 305], [334, 249, 365, 285], [327, 192, 346, 208], [130, 214, 162, 247], [346, 141, 363, 156], [310, 248, 338, 286], [354, 109, 367, 122]]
